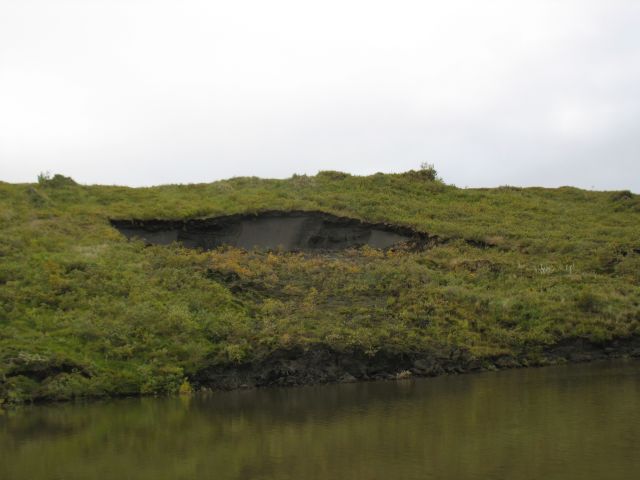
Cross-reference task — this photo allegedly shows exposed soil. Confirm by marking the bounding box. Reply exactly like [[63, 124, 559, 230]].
[[6, 357, 92, 383], [4, 338, 638, 405], [110, 210, 436, 251], [192, 336, 640, 391]]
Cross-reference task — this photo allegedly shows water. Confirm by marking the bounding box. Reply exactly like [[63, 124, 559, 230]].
[[1, 360, 639, 480]]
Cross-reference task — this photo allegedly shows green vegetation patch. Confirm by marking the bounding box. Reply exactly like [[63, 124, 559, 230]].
[[1, 169, 639, 403]]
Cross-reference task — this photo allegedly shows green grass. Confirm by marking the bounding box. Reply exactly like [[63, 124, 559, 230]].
[[1, 170, 639, 403]]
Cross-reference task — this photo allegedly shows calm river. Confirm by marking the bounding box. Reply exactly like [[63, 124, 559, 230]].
[[1, 360, 639, 480]]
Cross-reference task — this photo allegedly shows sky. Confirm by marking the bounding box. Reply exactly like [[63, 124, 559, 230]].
[[1, 0, 639, 191]]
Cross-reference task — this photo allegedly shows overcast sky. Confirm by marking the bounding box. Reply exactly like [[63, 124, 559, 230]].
[[1, 1, 639, 190]]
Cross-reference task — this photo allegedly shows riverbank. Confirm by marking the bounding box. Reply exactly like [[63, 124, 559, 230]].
[[1, 171, 639, 404], [2, 339, 639, 408], [193, 336, 640, 391]]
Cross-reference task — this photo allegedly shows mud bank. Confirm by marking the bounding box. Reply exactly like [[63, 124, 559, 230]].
[[192, 337, 640, 390], [111, 210, 433, 251]]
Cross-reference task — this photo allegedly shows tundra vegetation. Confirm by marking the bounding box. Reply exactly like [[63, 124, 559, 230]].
[[1, 169, 639, 404]]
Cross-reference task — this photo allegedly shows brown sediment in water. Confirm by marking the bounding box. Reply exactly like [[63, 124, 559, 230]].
[[110, 210, 436, 251]]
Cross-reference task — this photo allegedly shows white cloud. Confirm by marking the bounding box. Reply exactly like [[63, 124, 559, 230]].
[[1, 0, 638, 191]]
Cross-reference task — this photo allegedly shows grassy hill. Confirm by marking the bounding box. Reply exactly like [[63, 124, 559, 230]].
[[1, 170, 639, 404]]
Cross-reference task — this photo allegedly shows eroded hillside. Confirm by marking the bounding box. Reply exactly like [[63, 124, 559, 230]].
[[1, 170, 639, 403]]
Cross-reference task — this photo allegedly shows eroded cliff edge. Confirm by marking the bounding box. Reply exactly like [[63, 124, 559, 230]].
[[111, 210, 435, 251]]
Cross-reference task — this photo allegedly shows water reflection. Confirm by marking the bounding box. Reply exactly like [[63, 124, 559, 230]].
[[1, 360, 639, 480]]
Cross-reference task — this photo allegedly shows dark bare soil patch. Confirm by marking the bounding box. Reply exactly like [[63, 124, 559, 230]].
[[111, 210, 435, 251], [192, 336, 640, 391]]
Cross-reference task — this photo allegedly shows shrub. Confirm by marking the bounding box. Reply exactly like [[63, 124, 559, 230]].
[[37, 172, 77, 188], [316, 170, 351, 180], [610, 190, 634, 202], [419, 162, 439, 181], [401, 163, 441, 182]]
